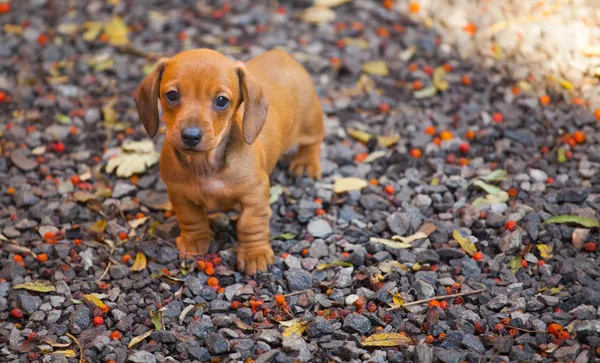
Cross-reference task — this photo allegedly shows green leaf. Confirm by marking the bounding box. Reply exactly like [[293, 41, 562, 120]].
[[316, 260, 353, 270], [480, 169, 507, 182], [271, 232, 297, 241], [472, 191, 509, 207], [370, 237, 412, 249], [151, 310, 164, 331], [557, 148, 566, 163], [472, 180, 503, 195], [269, 185, 284, 204], [543, 215, 600, 228], [14, 280, 56, 293], [508, 256, 522, 274]]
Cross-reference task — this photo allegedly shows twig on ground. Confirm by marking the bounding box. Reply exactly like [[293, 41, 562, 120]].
[[283, 289, 313, 298], [387, 288, 486, 311]]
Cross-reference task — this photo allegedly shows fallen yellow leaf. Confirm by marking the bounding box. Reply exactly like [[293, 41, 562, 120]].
[[536, 244, 553, 259], [131, 252, 147, 272], [453, 230, 477, 256], [282, 320, 309, 337], [362, 60, 389, 76], [361, 332, 412, 347], [334, 177, 368, 193]]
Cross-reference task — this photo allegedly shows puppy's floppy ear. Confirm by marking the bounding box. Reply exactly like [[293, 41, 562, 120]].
[[134, 58, 169, 139], [235, 61, 269, 145]]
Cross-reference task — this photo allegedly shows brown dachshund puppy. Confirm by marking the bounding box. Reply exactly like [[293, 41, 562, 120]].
[[135, 49, 324, 275]]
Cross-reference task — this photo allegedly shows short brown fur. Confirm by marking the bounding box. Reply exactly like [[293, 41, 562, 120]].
[[135, 49, 324, 275]]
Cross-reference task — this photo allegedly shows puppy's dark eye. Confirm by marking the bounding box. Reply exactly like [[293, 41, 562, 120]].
[[165, 91, 180, 103], [214, 96, 229, 110]]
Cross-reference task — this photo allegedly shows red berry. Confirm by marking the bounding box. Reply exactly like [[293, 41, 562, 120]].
[[70, 175, 80, 186], [11, 308, 24, 318], [0, 3, 11, 14], [521, 259, 528, 268], [27, 332, 39, 341], [118, 232, 128, 241], [378, 102, 390, 113], [458, 142, 470, 153], [473, 251, 484, 261], [505, 220, 517, 232], [231, 301, 242, 309], [537, 260, 546, 267], [54, 142, 65, 153], [109, 331, 122, 340], [423, 66, 433, 75], [492, 113, 503, 123], [93, 316, 104, 326], [584, 242, 597, 252], [439, 300, 449, 310]]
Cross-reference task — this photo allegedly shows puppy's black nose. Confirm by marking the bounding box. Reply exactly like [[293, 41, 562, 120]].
[[181, 127, 202, 146]]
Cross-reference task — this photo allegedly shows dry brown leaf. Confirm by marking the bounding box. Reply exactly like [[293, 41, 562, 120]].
[[90, 219, 107, 233], [131, 252, 147, 272], [370, 237, 412, 249], [453, 230, 477, 256], [361, 332, 411, 347]]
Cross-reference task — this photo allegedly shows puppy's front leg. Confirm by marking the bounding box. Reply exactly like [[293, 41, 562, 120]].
[[236, 181, 275, 275], [168, 190, 213, 256]]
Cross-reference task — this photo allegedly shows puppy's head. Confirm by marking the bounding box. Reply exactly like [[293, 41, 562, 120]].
[[135, 49, 269, 154]]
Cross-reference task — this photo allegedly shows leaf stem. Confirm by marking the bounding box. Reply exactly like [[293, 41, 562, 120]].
[[387, 288, 486, 311]]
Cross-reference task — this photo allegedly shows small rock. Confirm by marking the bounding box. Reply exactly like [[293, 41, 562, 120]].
[[69, 306, 92, 334], [112, 182, 137, 198], [18, 294, 42, 315], [284, 268, 313, 291], [205, 333, 230, 354], [308, 316, 334, 337], [343, 313, 372, 334], [10, 150, 38, 171], [128, 351, 156, 363]]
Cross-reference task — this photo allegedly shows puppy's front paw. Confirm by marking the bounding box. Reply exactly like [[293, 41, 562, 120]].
[[176, 235, 210, 257], [237, 242, 274, 275]]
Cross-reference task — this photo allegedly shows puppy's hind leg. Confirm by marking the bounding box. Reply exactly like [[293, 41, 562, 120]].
[[289, 107, 324, 179]]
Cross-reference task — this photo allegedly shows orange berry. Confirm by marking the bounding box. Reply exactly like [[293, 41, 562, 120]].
[[424, 126, 436, 136], [424, 335, 434, 343], [458, 157, 469, 166], [330, 57, 341, 67], [410, 148, 422, 158], [505, 220, 517, 232], [463, 22, 477, 35], [461, 75, 472, 86], [428, 300, 440, 307], [571, 97, 584, 106], [314, 198, 322, 205], [423, 66, 433, 75], [507, 188, 518, 198], [521, 259, 528, 268], [335, 39, 346, 48], [439, 300, 449, 310], [354, 152, 368, 163], [539, 95, 551, 106], [433, 137, 441, 146], [205, 264, 215, 276], [118, 232, 128, 241], [511, 86, 520, 95], [231, 301, 242, 309], [442, 63, 452, 72], [207, 277, 219, 286], [584, 242, 597, 252], [109, 331, 122, 340], [547, 323, 563, 336], [408, 1, 420, 13], [546, 177, 554, 185], [557, 331, 570, 340], [0, 2, 10, 14], [412, 80, 423, 90], [384, 185, 395, 195], [382, 0, 394, 10], [70, 126, 77, 135], [408, 63, 418, 72], [281, 252, 290, 259], [334, 22, 347, 32], [43, 231, 55, 239], [376, 27, 390, 38], [369, 178, 379, 186], [70, 175, 80, 186], [38, 34, 49, 45], [537, 260, 546, 267], [13, 255, 23, 262], [36, 254, 48, 263], [378, 102, 390, 113], [492, 112, 503, 123], [573, 130, 586, 144], [121, 254, 132, 263], [439, 130, 453, 140], [274, 294, 286, 306], [315, 209, 326, 216], [351, 21, 363, 31], [6, 187, 16, 196], [73, 239, 83, 246], [301, 248, 309, 257], [473, 251, 484, 261], [92, 316, 104, 326]]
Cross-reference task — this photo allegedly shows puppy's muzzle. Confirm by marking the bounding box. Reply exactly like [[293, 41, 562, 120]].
[[181, 127, 203, 147]]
